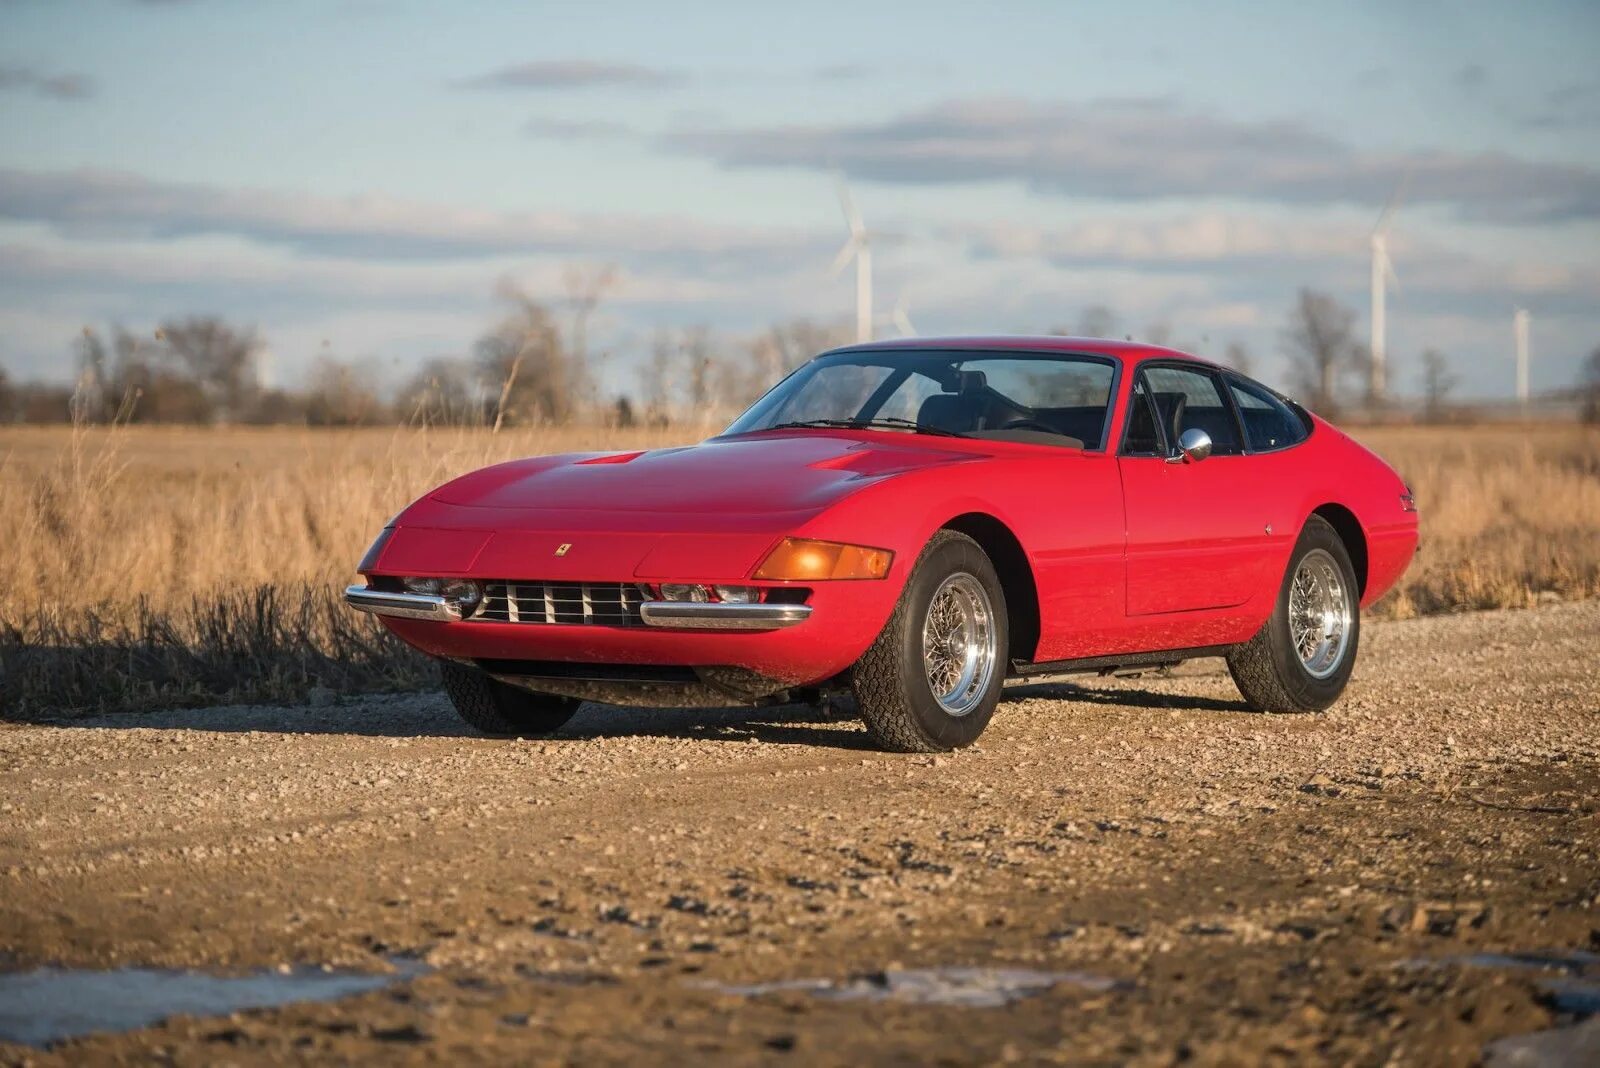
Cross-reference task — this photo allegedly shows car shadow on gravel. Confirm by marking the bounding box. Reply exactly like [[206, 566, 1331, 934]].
[[11, 696, 879, 750], [1002, 680, 1253, 714], [563, 703, 879, 750], [11, 683, 1246, 745]]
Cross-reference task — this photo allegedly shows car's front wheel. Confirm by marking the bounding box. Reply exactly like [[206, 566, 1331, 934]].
[[1227, 515, 1361, 712], [440, 661, 582, 736], [851, 530, 1008, 752]]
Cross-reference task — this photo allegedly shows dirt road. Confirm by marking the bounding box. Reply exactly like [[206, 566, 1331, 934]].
[[3, 602, 1598, 1065]]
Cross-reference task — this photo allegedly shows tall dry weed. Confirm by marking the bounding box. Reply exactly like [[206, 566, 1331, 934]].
[[1, 420, 1594, 715]]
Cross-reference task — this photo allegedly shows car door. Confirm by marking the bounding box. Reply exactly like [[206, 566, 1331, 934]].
[[1117, 363, 1273, 616]]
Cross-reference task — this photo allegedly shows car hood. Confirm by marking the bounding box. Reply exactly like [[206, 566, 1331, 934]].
[[426, 432, 983, 518], [376, 432, 1003, 582]]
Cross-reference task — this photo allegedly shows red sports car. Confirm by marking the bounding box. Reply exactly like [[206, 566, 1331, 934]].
[[347, 337, 1417, 752]]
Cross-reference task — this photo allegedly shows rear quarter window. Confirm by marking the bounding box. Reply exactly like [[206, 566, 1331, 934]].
[[1228, 377, 1309, 452]]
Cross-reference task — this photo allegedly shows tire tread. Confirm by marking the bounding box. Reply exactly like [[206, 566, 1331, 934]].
[[441, 662, 580, 736], [852, 531, 1005, 753], [1227, 515, 1358, 714]]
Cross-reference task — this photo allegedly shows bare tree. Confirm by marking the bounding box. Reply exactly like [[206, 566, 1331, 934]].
[[397, 357, 482, 426], [1280, 289, 1359, 414], [156, 317, 262, 421], [1222, 341, 1253, 376], [1077, 305, 1118, 339], [767, 318, 850, 370], [1419, 348, 1458, 423], [304, 357, 384, 426], [475, 285, 589, 426], [562, 263, 619, 365], [681, 326, 715, 413], [0, 364, 12, 422], [1581, 345, 1600, 426], [611, 395, 636, 428], [639, 330, 676, 422]]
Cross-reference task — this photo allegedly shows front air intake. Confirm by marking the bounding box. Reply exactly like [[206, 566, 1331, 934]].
[[476, 582, 647, 626]]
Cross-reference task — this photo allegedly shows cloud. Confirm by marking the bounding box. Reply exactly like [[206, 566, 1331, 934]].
[[0, 238, 754, 314], [814, 63, 871, 82], [457, 60, 684, 91], [0, 65, 94, 100], [522, 116, 633, 141], [1523, 80, 1600, 129], [948, 213, 1364, 272], [0, 166, 828, 272], [665, 96, 1600, 222], [943, 212, 1600, 317], [1453, 63, 1489, 90]]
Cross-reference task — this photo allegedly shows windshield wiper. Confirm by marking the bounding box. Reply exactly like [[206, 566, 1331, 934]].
[[765, 417, 965, 438]]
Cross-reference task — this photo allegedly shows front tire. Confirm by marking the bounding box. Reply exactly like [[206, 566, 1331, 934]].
[[1227, 516, 1360, 713], [441, 661, 581, 736], [852, 531, 1008, 753]]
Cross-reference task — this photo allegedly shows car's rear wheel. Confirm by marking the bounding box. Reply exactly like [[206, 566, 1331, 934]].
[[440, 661, 582, 736], [851, 530, 1008, 752], [1227, 515, 1360, 712]]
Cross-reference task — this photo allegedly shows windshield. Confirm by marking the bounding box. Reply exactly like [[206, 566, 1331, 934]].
[[723, 350, 1118, 449]]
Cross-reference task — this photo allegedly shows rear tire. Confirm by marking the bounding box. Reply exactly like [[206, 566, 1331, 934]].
[[441, 661, 581, 736], [1227, 516, 1360, 713], [851, 531, 1008, 753]]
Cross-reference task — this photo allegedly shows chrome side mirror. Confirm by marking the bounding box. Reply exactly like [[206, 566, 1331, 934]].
[[1167, 427, 1213, 464]]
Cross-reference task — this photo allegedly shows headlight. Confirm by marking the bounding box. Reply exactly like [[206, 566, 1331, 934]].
[[753, 538, 894, 581], [654, 584, 761, 603], [439, 578, 482, 609], [404, 577, 482, 614]]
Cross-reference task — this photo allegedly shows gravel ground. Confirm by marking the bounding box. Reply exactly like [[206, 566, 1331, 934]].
[[2, 602, 1597, 1065]]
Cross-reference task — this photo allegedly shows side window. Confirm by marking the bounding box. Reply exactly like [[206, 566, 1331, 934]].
[[1139, 366, 1243, 456], [1121, 377, 1164, 456], [1228, 377, 1309, 452]]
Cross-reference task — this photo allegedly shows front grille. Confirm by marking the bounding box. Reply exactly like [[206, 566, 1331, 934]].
[[477, 582, 647, 626]]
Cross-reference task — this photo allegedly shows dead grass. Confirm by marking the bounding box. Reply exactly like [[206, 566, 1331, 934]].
[[1352, 424, 1600, 617], [2, 420, 1595, 715]]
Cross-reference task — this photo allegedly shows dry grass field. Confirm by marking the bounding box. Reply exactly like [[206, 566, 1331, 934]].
[[2, 421, 1596, 716]]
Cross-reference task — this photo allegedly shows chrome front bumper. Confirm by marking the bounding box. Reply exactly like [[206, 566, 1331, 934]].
[[344, 585, 463, 621], [345, 584, 810, 631], [638, 601, 811, 630]]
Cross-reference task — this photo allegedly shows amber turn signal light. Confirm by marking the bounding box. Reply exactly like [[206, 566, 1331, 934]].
[[754, 538, 894, 581]]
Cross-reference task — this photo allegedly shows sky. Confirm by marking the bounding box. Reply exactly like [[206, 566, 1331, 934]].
[[1, 0, 1598, 401]]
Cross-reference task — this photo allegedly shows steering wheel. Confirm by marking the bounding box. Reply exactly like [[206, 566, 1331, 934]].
[[998, 417, 1057, 434]]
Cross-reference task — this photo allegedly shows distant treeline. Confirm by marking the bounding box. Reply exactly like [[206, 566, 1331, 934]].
[[2, 285, 1597, 426], [0, 287, 850, 429]]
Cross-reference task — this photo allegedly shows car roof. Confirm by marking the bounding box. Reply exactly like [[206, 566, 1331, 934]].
[[820, 335, 1221, 367]]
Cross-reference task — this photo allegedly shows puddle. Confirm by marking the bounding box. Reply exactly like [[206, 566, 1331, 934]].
[[0, 962, 420, 1048], [1398, 949, 1600, 1067], [1541, 977, 1600, 1017], [696, 966, 1122, 1008], [1396, 950, 1600, 975], [1483, 1016, 1600, 1068], [1453, 951, 1598, 974]]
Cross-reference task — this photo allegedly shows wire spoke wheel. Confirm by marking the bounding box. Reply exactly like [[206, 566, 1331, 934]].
[[920, 572, 997, 716], [1287, 548, 1354, 679]]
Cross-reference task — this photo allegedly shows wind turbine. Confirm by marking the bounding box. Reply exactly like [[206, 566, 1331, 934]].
[[829, 179, 873, 344], [1514, 307, 1531, 409], [1368, 173, 1411, 406], [886, 293, 916, 337]]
